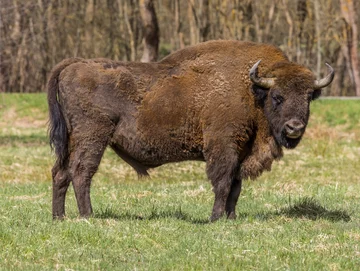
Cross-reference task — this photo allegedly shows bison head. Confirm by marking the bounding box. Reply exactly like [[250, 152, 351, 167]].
[[250, 60, 334, 149]]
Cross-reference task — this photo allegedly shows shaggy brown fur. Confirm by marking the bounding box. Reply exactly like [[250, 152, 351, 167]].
[[48, 40, 333, 221]]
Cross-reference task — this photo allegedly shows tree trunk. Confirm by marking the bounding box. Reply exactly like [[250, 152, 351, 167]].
[[199, 0, 210, 42], [314, 0, 322, 78], [264, 0, 276, 43], [330, 49, 346, 96], [140, 0, 159, 62], [123, 1, 136, 61], [188, 0, 198, 45], [295, 0, 307, 63], [281, 0, 294, 60], [340, 0, 360, 96]]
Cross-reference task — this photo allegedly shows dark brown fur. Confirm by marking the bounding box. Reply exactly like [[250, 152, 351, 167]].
[[48, 40, 329, 221]]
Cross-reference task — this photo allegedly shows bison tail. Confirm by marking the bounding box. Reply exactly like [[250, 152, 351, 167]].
[[47, 58, 82, 168]]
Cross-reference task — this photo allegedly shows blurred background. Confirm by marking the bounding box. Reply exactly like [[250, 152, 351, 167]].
[[0, 0, 359, 96]]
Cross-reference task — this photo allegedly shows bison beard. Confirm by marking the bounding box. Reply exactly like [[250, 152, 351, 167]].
[[48, 40, 334, 221]]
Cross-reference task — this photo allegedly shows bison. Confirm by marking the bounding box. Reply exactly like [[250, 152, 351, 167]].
[[48, 40, 334, 221]]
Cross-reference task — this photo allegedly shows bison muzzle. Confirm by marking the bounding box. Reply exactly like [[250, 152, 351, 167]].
[[48, 40, 334, 221]]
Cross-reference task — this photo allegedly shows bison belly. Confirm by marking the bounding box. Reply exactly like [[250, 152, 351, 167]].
[[111, 121, 204, 168], [111, 89, 204, 167]]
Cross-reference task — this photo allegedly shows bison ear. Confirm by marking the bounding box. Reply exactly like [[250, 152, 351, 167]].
[[312, 89, 321, 100], [251, 85, 268, 102]]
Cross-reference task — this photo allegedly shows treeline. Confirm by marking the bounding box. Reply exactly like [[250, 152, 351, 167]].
[[0, 0, 359, 95]]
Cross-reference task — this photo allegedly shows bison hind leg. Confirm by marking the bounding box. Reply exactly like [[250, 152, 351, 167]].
[[52, 160, 72, 219], [65, 119, 115, 218], [110, 144, 150, 177]]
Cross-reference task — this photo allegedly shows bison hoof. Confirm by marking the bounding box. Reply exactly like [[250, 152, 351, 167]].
[[209, 213, 224, 222], [227, 212, 237, 220], [52, 215, 65, 220]]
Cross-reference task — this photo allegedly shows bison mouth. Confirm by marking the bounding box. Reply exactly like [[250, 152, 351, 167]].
[[273, 130, 302, 149], [281, 133, 302, 149]]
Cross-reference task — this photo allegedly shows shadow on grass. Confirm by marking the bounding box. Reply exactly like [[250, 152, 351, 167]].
[[95, 207, 210, 224], [278, 197, 351, 222], [94, 197, 350, 224], [238, 197, 351, 223]]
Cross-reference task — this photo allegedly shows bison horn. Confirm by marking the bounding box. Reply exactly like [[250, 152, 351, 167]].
[[314, 63, 335, 89], [249, 60, 275, 89]]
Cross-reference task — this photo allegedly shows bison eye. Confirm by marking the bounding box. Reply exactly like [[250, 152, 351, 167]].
[[272, 94, 284, 107]]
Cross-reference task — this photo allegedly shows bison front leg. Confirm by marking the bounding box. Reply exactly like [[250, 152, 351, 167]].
[[205, 148, 240, 222], [225, 178, 242, 219]]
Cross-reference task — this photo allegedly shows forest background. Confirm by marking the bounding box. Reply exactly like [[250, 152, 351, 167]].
[[0, 0, 359, 96]]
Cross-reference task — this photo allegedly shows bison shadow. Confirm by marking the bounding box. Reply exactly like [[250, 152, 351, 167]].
[[94, 197, 351, 224], [239, 197, 351, 222], [94, 207, 210, 224], [276, 197, 351, 222]]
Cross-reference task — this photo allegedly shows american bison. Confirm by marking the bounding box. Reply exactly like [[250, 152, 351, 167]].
[[48, 40, 334, 221]]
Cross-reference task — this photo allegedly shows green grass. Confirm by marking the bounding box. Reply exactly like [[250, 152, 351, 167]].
[[1, 94, 360, 270]]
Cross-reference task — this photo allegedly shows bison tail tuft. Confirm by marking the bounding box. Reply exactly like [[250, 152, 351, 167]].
[[47, 58, 81, 168]]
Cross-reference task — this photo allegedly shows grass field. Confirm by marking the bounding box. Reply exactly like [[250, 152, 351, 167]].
[[1, 93, 360, 270]]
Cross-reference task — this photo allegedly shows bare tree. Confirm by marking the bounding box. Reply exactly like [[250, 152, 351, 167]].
[[140, 0, 159, 62], [187, 0, 198, 45], [340, 0, 360, 96], [314, 0, 322, 78], [0, 0, 359, 95], [199, 0, 210, 42], [173, 0, 184, 49]]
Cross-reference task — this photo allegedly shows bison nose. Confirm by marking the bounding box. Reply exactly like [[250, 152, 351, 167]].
[[284, 120, 305, 139]]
